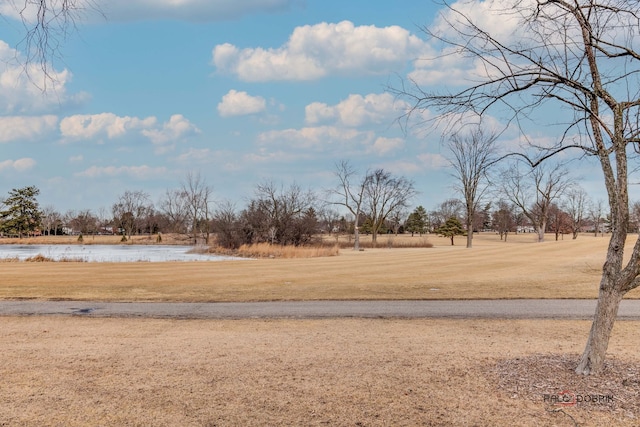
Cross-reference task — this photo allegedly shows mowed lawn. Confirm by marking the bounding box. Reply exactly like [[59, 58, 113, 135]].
[[2, 232, 638, 301]]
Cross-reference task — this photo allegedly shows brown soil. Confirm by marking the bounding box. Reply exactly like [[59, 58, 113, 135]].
[[1, 317, 638, 426]]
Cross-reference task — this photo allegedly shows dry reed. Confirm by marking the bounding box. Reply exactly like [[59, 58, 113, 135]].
[[321, 234, 434, 249], [210, 242, 341, 258]]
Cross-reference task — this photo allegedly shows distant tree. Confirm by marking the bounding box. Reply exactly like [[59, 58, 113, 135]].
[[492, 200, 516, 241], [212, 201, 243, 249], [181, 172, 213, 244], [0, 186, 42, 238], [433, 199, 464, 227], [547, 204, 571, 241], [445, 126, 499, 248], [434, 217, 466, 246], [500, 162, 573, 242], [387, 206, 407, 236], [41, 205, 62, 235], [159, 188, 190, 234], [475, 202, 492, 232], [405, 206, 428, 236], [242, 181, 317, 246], [329, 160, 368, 250], [69, 209, 99, 235], [589, 199, 606, 237], [112, 190, 152, 241], [563, 187, 590, 239], [318, 208, 343, 242], [363, 169, 416, 246]]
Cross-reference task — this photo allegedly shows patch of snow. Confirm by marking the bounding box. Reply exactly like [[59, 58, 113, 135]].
[[0, 245, 245, 263]]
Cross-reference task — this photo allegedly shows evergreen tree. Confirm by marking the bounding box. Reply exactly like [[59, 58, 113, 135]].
[[0, 186, 42, 238], [405, 206, 428, 236], [434, 216, 466, 246]]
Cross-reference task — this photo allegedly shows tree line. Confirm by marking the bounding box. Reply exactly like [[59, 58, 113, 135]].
[[0, 157, 619, 248], [0, 169, 414, 248]]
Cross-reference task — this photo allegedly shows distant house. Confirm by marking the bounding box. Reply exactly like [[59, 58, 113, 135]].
[[517, 225, 536, 233]]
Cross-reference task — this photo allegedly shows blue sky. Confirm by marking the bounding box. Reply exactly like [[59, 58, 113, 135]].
[[0, 0, 611, 214]]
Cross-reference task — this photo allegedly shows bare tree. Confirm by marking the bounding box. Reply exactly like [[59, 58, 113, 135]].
[[432, 198, 464, 229], [41, 205, 61, 235], [112, 190, 152, 241], [394, 0, 640, 374], [364, 169, 416, 246], [500, 162, 572, 242], [212, 201, 243, 249], [491, 200, 516, 241], [159, 188, 190, 234], [181, 172, 213, 245], [329, 160, 368, 250], [630, 201, 640, 234], [589, 199, 606, 237], [5, 1, 100, 88], [547, 203, 570, 241], [387, 206, 407, 236], [446, 126, 499, 248], [563, 186, 590, 239], [244, 181, 317, 246]]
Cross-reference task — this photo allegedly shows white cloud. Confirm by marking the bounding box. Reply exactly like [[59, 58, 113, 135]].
[[407, 0, 544, 87], [0, 115, 58, 143], [217, 90, 267, 117], [368, 137, 405, 156], [213, 20, 429, 81], [141, 114, 200, 148], [258, 126, 374, 151], [379, 160, 423, 174], [60, 113, 156, 140], [60, 113, 198, 152], [417, 153, 448, 169], [69, 155, 84, 163], [306, 93, 407, 127], [175, 148, 241, 171], [0, 40, 87, 114], [0, 158, 36, 172], [75, 165, 168, 179], [244, 149, 310, 164]]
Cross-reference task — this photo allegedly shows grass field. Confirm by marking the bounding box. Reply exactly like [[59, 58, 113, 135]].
[[2, 232, 640, 426], [1, 232, 638, 301]]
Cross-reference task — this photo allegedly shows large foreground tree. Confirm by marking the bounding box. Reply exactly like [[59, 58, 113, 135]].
[[5, 0, 97, 85], [396, 0, 640, 375]]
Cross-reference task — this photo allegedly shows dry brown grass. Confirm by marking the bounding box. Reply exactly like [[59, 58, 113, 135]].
[[1, 232, 637, 301], [320, 233, 435, 248], [1, 317, 638, 426], [233, 242, 341, 258], [2, 232, 638, 426], [0, 233, 190, 245]]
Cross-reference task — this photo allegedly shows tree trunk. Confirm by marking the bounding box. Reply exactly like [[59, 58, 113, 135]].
[[354, 225, 360, 251], [450, 235, 454, 245], [466, 218, 473, 248], [575, 284, 624, 375]]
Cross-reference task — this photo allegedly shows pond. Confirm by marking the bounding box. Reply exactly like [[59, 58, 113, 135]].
[[0, 245, 245, 263]]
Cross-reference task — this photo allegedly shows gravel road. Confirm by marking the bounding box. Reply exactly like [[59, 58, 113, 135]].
[[2, 299, 640, 319]]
